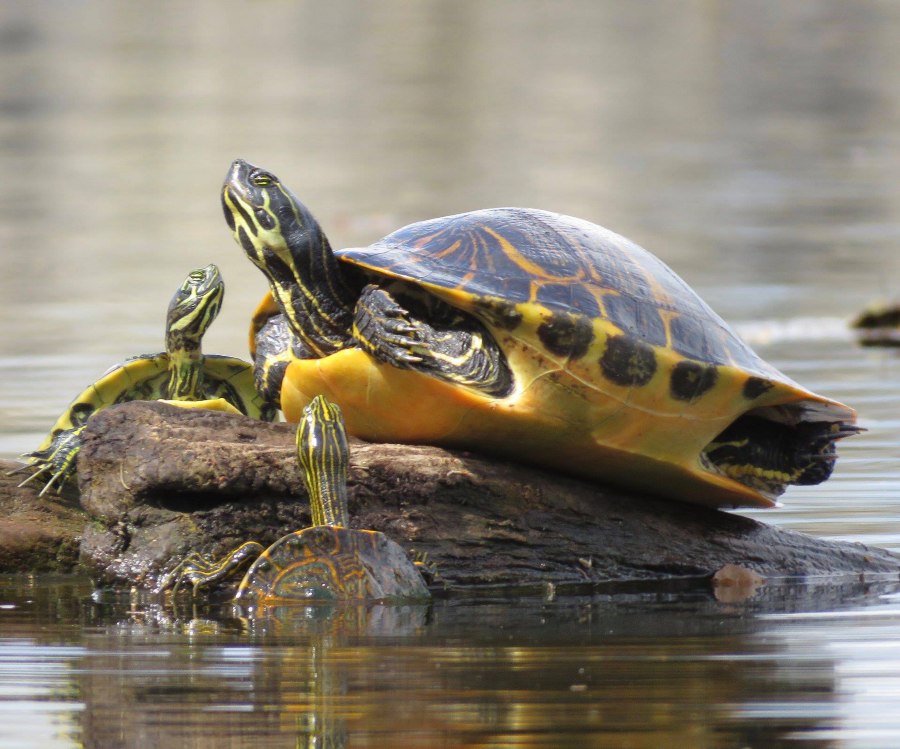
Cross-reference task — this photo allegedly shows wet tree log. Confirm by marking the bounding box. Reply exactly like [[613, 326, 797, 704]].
[[3, 400, 899, 590], [51, 400, 897, 591], [0, 461, 84, 573]]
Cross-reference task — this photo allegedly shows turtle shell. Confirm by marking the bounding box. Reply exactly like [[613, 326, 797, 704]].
[[234, 526, 430, 604], [276, 208, 854, 508], [337, 208, 780, 382], [34, 353, 274, 452]]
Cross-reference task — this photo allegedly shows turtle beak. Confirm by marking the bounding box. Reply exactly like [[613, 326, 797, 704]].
[[224, 159, 252, 198], [222, 160, 252, 231], [200, 263, 223, 293]]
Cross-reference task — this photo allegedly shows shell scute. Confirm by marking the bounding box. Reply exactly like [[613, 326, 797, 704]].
[[236, 527, 429, 603], [337, 208, 776, 381], [599, 334, 658, 388], [536, 312, 595, 360], [670, 360, 720, 403], [601, 292, 669, 346], [743, 376, 775, 400]]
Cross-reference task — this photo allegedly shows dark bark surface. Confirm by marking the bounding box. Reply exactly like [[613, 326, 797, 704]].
[[0, 460, 85, 573], [54, 400, 899, 591], [3, 400, 898, 591]]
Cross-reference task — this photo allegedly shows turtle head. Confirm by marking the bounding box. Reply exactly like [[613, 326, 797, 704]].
[[221, 159, 321, 276], [222, 159, 356, 356], [166, 264, 224, 348], [297, 395, 351, 528]]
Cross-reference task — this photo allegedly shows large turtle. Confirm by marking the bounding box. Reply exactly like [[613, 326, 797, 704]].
[[158, 394, 430, 603], [221, 159, 859, 509], [18, 264, 276, 494]]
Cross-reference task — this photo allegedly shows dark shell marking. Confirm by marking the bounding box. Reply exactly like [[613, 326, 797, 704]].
[[743, 376, 775, 400], [599, 335, 658, 387], [68, 402, 94, 428], [336, 208, 779, 381], [537, 313, 595, 359], [670, 360, 719, 402], [473, 298, 524, 331]]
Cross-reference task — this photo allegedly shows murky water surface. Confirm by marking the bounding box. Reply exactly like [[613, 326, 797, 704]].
[[2, 1, 900, 746], [4, 576, 900, 749]]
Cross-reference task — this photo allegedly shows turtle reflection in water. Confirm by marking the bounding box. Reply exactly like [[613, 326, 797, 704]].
[[222, 159, 859, 509], [15, 264, 275, 495], [159, 395, 431, 604]]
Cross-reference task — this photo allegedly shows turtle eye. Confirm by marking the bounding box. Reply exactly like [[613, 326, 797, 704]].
[[251, 171, 274, 187]]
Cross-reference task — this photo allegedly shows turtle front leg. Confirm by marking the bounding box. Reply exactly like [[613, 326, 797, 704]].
[[351, 284, 513, 397], [156, 541, 266, 595]]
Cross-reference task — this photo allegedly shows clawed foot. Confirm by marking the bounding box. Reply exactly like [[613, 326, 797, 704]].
[[350, 283, 513, 397], [156, 541, 265, 596], [12, 428, 84, 497], [353, 285, 427, 367]]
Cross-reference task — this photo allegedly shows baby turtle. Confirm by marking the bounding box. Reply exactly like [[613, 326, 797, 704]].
[[158, 395, 431, 604], [17, 264, 275, 494]]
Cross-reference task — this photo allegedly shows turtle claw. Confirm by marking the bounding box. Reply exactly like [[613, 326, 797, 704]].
[[15, 461, 53, 488], [37, 469, 66, 497], [20, 463, 70, 497], [393, 349, 424, 365], [6, 460, 34, 477], [353, 285, 428, 368], [831, 424, 866, 441], [16, 429, 83, 497], [10, 463, 43, 483]]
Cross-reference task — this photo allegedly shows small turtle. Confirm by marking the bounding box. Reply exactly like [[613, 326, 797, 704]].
[[222, 159, 859, 508], [158, 394, 431, 603], [18, 264, 276, 494]]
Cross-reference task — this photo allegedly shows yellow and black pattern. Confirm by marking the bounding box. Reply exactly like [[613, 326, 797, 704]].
[[222, 161, 357, 358], [158, 395, 430, 602], [222, 160, 858, 506], [20, 264, 274, 495], [297, 395, 351, 528], [233, 526, 428, 603], [155, 541, 266, 595], [351, 284, 514, 397], [164, 266, 225, 400], [337, 208, 780, 382], [702, 416, 859, 494]]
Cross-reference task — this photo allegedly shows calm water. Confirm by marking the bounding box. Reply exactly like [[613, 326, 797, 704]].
[[4, 576, 900, 749], [2, 1, 900, 746]]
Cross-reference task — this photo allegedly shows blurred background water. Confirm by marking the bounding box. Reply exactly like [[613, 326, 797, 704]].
[[1, 1, 900, 746]]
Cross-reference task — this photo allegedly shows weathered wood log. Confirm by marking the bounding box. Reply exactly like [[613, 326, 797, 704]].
[[64, 400, 899, 592], [0, 460, 85, 572]]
